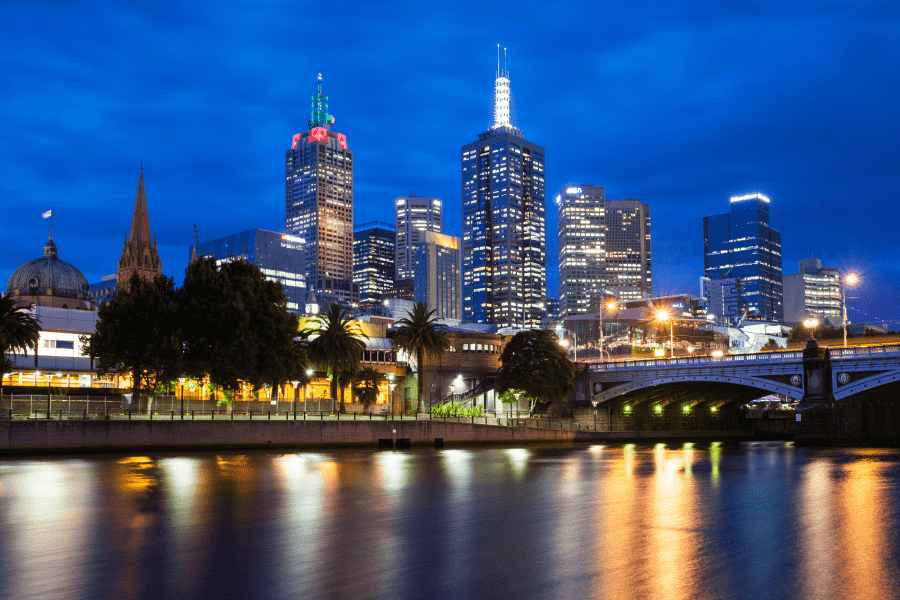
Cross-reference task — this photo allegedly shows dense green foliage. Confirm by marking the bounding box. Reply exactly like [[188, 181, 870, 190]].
[[304, 303, 367, 412], [431, 402, 485, 418], [82, 260, 306, 399], [180, 257, 306, 394], [391, 302, 451, 413], [0, 295, 42, 381], [497, 329, 576, 411], [81, 273, 181, 398], [353, 366, 383, 409]]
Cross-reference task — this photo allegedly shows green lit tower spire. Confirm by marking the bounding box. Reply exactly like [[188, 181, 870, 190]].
[[308, 73, 333, 129]]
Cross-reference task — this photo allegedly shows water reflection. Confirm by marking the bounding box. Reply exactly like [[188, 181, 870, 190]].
[[0, 445, 898, 600]]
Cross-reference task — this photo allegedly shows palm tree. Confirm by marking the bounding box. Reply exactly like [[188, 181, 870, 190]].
[[0, 295, 42, 382], [353, 366, 383, 412], [391, 302, 451, 413], [304, 303, 367, 413]]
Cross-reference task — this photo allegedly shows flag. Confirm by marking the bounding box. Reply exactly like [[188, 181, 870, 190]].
[[42, 210, 52, 219]]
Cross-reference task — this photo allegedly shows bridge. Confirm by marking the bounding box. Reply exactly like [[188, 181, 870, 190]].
[[580, 341, 900, 444]]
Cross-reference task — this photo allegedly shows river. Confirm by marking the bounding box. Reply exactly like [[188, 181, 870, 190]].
[[0, 442, 898, 600]]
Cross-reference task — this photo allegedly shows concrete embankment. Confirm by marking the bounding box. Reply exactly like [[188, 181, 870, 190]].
[[0, 419, 576, 455], [574, 430, 792, 443]]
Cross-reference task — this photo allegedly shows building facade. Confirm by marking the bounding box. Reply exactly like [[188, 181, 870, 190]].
[[703, 193, 783, 322], [414, 231, 461, 321], [703, 277, 745, 325], [353, 221, 396, 308], [89, 274, 118, 307], [783, 255, 842, 326], [195, 229, 307, 313], [118, 169, 162, 292], [395, 193, 442, 281], [461, 54, 546, 328], [557, 185, 651, 316], [285, 74, 354, 304]]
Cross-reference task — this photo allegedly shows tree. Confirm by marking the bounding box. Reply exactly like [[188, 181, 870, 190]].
[[0, 295, 41, 382], [81, 273, 181, 399], [353, 366, 383, 411], [497, 329, 575, 414], [391, 302, 451, 413], [180, 256, 302, 401], [303, 303, 368, 413]]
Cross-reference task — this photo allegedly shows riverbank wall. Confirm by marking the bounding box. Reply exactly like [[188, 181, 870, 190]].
[[0, 419, 576, 455]]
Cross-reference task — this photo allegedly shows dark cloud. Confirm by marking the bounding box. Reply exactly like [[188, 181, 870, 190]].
[[2, 0, 898, 324]]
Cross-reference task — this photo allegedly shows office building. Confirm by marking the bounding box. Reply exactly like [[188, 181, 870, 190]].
[[89, 274, 117, 307], [353, 221, 396, 307], [703, 277, 745, 325], [461, 51, 546, 328], [783, 255, 842, 326], [704, 193, 783, 321], [557, 185, 651, 317], [285, 74, 354, 303], [414, 231, 461, 321], [395, 193, 442, 281], [194, 229, 307, 313]]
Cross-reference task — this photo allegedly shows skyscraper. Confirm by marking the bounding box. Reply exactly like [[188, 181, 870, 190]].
[[285, 74, 355, 304], [353, 221, 396, 307], [118, 168, 162, 292], [783, 255, 842, 326], [461, 49, 546, 328], [195, 229, 307, 314], [395, 192, 442, 281], [557, 185, 652, 317], [414, 231, 461, 321], [704, 193, 783, 321]]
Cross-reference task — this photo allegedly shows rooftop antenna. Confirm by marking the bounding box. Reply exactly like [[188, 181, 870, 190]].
[[496, 44, 500, 78], [504, 47, 507, 77]]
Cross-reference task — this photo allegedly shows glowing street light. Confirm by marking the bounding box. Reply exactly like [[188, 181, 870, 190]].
[[556, 327, 577, 362], [842, 272, 860, 348], [803, 318, 819, 340], [655, 309, 674, 358]]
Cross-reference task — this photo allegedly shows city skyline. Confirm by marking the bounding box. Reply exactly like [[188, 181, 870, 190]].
[[2, 1, 898, 325]]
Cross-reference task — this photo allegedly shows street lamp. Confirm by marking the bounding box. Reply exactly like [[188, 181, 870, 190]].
[[842, 272, 859, 348], [556, 327, 577, 362], [655, 309, 675, 358], [387, 373, 396, 415], [803, 318, 819, 341], [178, 377, 186, 418], [598, 300, 618, 363], [591, 399, 599, 431], [291, 380, 300, 415]]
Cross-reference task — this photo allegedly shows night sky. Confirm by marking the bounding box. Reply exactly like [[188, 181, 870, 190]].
[[2, 1, 898, 325]]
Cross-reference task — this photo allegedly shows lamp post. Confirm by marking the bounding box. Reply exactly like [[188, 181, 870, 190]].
[[803, 318, 819, 341], [291, 380, 300, 415], [178, 377, 186, 418], [556, 327, 577, 362], [387, 373, 396, 415], [841, 272, 859, 348], [600, 300, 617, 362], [655, 309, 675, 358], [591, 399, 599, 431]]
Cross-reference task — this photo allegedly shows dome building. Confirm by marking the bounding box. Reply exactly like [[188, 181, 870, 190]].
[[6, 236, 94, 310]]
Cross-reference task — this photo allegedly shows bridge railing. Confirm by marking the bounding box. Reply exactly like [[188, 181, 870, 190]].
[[587, 344, 900, 372]]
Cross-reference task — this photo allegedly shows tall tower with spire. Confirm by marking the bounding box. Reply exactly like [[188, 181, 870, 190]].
[[461, 48, 546, 328], [285, 74, 356, 304], [117, 168, 162, 292]]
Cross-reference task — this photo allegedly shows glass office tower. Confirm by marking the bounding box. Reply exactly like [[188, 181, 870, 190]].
[[395, 193, 442, 281], [194, 229, 306, 314], [703, 193, 783, 321], [285, 74, 355, 304], [461, 53, 546, 328], [353, 221, 396, 307]]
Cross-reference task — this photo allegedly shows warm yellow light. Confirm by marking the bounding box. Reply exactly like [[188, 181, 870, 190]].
[[655, 309, 670, 321], [559, 339, 570, 348], [606, 301, 617, 311], [712, 350, 724, 357], [654, 348, 665, 357], [845, 273, 859, 287]]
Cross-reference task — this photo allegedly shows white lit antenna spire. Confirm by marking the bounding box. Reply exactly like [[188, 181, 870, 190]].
[[492, 45, 512, 129]]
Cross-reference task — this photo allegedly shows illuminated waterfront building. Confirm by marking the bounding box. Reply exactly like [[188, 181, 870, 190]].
[[461, 49, 546, 327], [395, 193, 442, 281], [194, 229, 307, 314], [703, 193, 783, 321], [414, 231, 461, 321], [285, 74, 355, 304], [557, 185, 651, 317], [118, 168, 162, 292], [353, 221, 396, 307]]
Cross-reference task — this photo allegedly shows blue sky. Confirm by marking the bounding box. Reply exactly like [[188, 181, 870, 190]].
[[2, 1, 899, 324]]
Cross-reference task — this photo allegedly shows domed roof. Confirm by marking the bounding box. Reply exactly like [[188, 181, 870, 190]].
[[6, 237, 90, 302]]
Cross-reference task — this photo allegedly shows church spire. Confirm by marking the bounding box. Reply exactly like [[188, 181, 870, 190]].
[[129, 167, 153, 246]]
